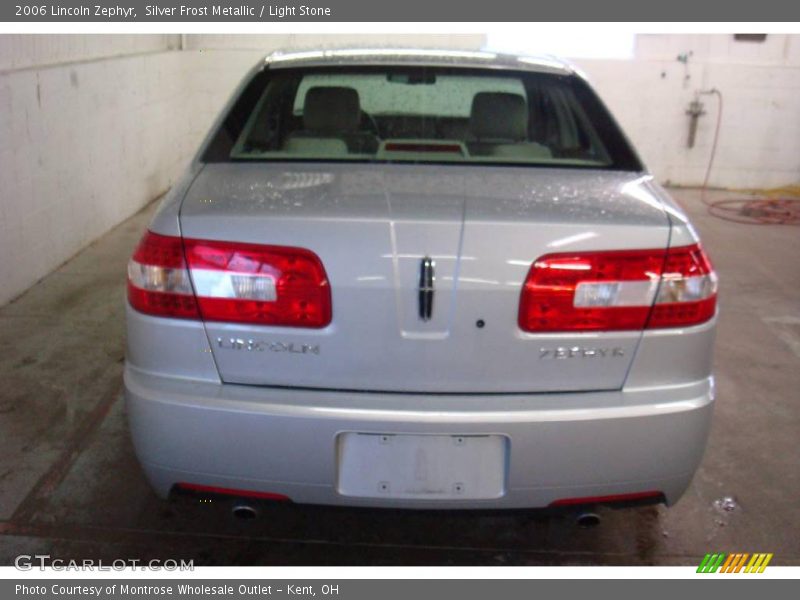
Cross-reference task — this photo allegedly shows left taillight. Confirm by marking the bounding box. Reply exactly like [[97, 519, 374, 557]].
[[183, 237, 331, 328], [127, 231, 200, 319], [127, 231, 332, 328]]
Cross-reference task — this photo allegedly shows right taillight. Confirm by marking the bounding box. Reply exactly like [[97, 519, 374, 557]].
[[518, 243, 717, 332], [647, 243, 718, 329], [127, 231, 331, 328]]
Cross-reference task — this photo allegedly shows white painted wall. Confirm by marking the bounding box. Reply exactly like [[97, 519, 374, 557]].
[[0, 38, 194, 306], [578, 58, 800, 188], [634, 34, 800, 66], [0, 34, 180, 71], [578, 34, 800, 188]]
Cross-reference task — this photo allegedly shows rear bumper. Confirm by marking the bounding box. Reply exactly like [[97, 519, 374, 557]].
[[124, 366, 714, 509]]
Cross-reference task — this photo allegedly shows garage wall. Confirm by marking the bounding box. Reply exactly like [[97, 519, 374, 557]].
[[634, 34, 800, 66], [577, 34, 800, 189], [0, 34, 180, 71], [0, 36, 195, 307]]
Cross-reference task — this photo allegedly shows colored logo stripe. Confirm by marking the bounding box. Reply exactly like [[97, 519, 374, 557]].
[[720, 553, 749, 573], [697, 552, 773, 573], [745, 553, 773, 573], [697, 553, 726, 573]]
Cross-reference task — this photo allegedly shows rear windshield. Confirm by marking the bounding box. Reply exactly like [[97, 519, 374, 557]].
[[203, 66, 642, 170]]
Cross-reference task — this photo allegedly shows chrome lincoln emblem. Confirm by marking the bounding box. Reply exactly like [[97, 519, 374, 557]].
[[418, 256, 435, 321]]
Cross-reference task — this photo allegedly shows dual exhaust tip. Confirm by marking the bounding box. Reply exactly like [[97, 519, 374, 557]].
[[229, 502, 601, 528], [180, 484, 604, 526]]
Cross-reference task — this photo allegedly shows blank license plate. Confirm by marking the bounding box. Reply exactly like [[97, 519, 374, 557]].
[[337, 433, 507, 500]]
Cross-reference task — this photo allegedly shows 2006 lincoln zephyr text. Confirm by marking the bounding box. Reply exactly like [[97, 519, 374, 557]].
[[124, 49, 718, 510]]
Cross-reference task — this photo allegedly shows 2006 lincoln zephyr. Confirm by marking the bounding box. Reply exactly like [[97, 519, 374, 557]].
[[124, 49, 718, 510]]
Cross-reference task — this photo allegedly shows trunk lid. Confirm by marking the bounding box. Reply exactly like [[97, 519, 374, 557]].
[[179, 163, 670, 393]]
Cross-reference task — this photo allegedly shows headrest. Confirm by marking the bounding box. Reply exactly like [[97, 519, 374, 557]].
[[470, 92, 528, 141], [303, 87, 361, 134]]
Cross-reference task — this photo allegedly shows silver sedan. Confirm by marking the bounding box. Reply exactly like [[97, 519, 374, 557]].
[[125, 49, 717, 510]]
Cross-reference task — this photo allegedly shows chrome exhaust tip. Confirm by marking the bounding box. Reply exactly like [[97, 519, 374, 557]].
[[232, 503, 259, 520], [576, 512, 601, 528]]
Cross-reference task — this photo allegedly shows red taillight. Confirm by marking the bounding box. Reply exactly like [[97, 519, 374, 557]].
[[518, 244, 717, 332], [647, 244, 717, 329], [184, 238, 331, 328], [127, 231, 200, 319], [127, 231, 331, 328]]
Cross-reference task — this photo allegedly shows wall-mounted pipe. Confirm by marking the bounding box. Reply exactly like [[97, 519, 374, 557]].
[[685, 97, 706, 148]]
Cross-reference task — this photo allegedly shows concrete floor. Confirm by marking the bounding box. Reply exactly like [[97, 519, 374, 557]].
[[0, 188, 798, 566]]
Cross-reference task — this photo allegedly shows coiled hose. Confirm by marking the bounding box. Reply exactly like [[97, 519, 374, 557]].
[[699, 89, 800, 225]]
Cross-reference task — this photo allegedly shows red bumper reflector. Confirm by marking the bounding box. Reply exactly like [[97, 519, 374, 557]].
[[176, 483, 291, 502], [549, 490, 664, 507]]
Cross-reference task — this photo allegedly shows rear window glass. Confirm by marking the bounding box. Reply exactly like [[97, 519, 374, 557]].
[[203, 66, 642, 170], [292, 73, 527, 117]]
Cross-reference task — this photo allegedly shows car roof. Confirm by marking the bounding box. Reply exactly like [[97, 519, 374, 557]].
[[263, 48, 576, 76]]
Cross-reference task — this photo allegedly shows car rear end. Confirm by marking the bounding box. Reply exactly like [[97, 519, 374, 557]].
[[124, 50, 717, 509]]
